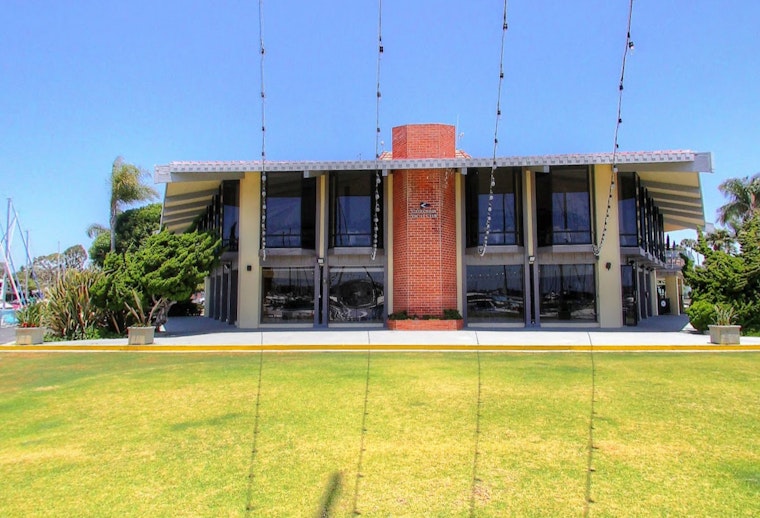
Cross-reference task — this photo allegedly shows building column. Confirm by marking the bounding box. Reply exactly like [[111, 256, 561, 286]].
[[594, 165, 623, 328], [236, 172, 262, 328]]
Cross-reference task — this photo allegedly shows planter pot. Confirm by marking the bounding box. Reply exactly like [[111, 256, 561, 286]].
[[708, 325, 741, 345], [15, 327, 45, 345], [128, 326, 155, 345], [387, 319, 464, 331]]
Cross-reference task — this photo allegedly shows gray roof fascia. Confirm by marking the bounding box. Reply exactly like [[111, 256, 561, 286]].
[[154, 150, 710, 182]]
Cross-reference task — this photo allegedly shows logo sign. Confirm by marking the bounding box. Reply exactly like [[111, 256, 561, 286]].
[[410, 201, 438, 219]]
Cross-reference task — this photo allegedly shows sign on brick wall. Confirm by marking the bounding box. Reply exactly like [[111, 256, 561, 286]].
[[409, 201, 438, 219]]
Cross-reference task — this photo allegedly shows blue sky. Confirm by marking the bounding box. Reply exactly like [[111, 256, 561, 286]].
[[1, 0, 759, 260]]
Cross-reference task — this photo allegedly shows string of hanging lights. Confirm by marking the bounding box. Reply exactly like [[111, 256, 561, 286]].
[[593, 0, 635, 258], [371, 0, 383, 261], [479, 0, 509, 257], [258, 0, 268, 262]]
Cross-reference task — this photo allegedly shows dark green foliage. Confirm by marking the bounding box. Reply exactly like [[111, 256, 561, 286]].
[[89, 204, 161, 267], [682, 215, 760, 333], [685, 300, 716, 333], [92, 230, 218, 331]]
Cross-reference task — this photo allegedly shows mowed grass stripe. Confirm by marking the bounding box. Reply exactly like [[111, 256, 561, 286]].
[[0, 352, 757, 517]]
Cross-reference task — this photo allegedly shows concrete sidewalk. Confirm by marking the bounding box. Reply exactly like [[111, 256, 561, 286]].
[[2, 315, 760, 352]]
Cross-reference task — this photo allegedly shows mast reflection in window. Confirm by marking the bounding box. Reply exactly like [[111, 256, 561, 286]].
[[328, 267, 384, 323]]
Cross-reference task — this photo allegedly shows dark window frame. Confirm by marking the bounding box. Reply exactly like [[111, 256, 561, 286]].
[[328, 171, 383, 249], [465, 167, 523, 248], [263, 172, 316, 250], [536, 166, 592, 246]]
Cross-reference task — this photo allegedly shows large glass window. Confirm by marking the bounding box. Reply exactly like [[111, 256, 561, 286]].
[[539, 264, 596, 321], [621, 264, 637, 326], [617, 172, 638, 247], [222, 180, 239, 251], [328, 267, 384, 323], [467, 265, 524, 322], [466, 167, 522, 247], [261, 268, 315, 323], [329, 171, 383, 248], [265, 173, 316, 249], [536, 167, 591, 245]]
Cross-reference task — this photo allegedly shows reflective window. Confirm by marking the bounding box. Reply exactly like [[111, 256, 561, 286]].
[[329, 267, 384, 323], [621, 264, 637, 326], [466, 167, 522, 247], [539, 264, 596, 321], [329, 171, 383, 248], [467, 265, 524, 322], [617, 172, 638, 247], [536, 167, 591, 245], [222, 180, 239, 251], [261, 268, 314, 323], [265, 173, 316, 249]]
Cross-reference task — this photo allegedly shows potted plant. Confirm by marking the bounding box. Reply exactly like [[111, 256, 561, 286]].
[[708, 304, 741, 344], [126, 290, 155, 345], [15, 300, 46, 345]]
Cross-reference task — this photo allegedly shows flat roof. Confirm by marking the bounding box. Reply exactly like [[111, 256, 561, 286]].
[[156, 150, 711, 234]]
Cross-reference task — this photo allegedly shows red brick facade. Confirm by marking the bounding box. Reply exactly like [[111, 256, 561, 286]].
[[392, 124, 458, 317]]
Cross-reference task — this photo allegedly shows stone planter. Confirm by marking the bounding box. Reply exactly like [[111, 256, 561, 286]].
[[15, 327, 45, 345], [387, 319, 464, 331], [708, 325, 741, 345], [128, 326, 155, 345]]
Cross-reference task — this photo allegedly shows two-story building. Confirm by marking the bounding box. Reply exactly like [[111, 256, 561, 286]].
[[156, 123, 710, 329]]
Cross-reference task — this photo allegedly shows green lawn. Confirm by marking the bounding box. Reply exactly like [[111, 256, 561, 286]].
[[0, 352, 757, 517]]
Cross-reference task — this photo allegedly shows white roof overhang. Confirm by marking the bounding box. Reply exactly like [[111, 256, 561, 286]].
[[155, 150, 711, 234]]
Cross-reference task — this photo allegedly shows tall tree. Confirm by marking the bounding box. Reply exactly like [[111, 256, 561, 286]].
[[88, 203, 161, 267], [93, 157, 158, 252], [717, 173, 760, 230]]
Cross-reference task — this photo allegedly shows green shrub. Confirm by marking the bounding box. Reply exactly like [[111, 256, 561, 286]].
[[15, 300, 44, 328], [44, 269, 107, 340], [686, 300, 716, 333], [443, 309, 463, 320]]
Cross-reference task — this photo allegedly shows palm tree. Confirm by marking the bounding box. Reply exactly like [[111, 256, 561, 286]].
[[108, 157, 158, 252], [88, 157, 158, 252], [704, 228, 735, 253], [717, 173, 760, 231]]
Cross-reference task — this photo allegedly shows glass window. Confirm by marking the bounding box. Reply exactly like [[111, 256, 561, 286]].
[[617, 172, 638, 247], [539, 264, 596, 321], [222, 180, 240, 251], [265, 173, 316, 249], [328, 267, 384, 323], [329, 171, 383, 248], [621, 264, 637, 326], [536, 167, 591, 245], [261, 268, 315, 323], [466, 167, 522, 247], [467, 265, 524, 322]]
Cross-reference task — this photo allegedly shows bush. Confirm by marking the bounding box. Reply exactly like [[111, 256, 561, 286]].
[[44, 269, 107, 340], [686, 300, 716, 333], [15, 300, 44, 327]]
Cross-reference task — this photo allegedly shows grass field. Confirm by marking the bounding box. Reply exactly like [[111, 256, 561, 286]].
[[0, 352, 757, 517]]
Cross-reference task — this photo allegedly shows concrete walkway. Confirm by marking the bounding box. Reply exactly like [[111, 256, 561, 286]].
[[2, 315, 760, 352]]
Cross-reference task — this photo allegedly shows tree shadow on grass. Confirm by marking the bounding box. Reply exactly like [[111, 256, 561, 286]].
[[315, 471, 343, 518]]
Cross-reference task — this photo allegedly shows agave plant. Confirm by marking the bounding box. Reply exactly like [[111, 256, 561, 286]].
[[15, 300, 44, 328], [44, 269, 106, 340]]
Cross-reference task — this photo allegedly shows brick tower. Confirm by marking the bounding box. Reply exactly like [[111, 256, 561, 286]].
[[392, 124, 458, 317]]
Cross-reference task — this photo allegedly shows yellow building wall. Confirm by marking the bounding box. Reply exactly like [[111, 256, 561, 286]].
[[664, 275, 681, 316], [236, 172, 261, 328], [455, 172, 464, 314], [594, 165, 623, 327]]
